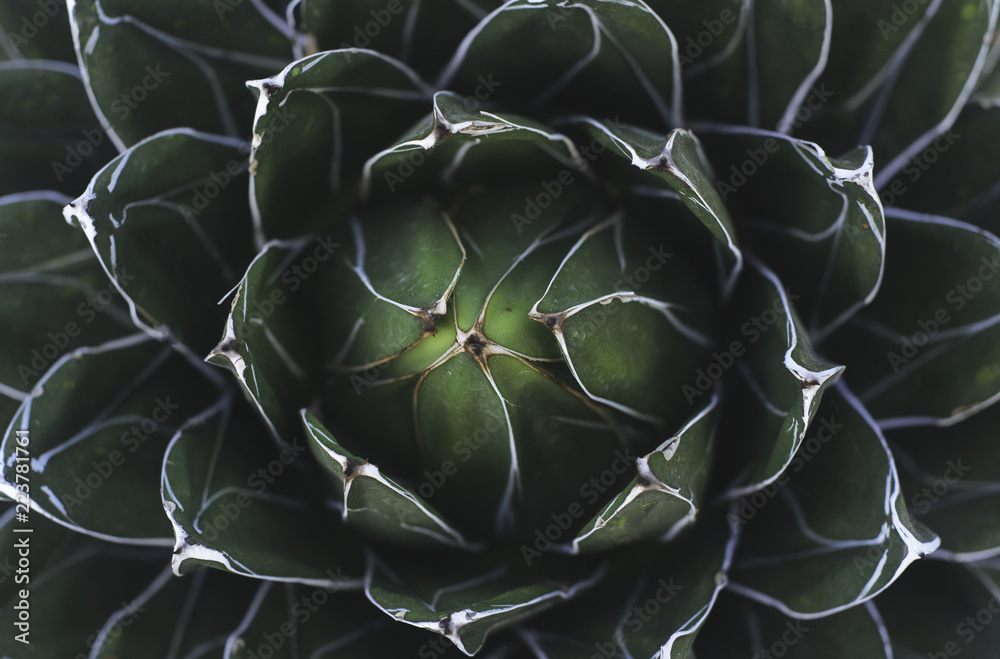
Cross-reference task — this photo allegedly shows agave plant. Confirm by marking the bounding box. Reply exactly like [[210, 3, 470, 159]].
[[2, 0, 1000, 656]]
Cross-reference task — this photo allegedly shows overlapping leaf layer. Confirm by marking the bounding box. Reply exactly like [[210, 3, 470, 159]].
[[2, 0, 999, 657]]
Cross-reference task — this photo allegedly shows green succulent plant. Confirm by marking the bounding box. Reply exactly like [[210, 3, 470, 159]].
[[2, 0, 1000, 656]]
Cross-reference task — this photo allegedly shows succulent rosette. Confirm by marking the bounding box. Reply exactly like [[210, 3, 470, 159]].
[[2, 0, 1000, 656]]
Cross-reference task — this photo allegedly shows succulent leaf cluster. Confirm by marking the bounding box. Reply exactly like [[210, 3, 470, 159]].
[[1, 0, 1000, 657]]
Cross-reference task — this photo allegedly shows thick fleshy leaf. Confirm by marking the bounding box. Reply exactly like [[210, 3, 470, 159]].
[[866, 0, 998, 187], [560, 395, 716, 554], [0, 333, 217, 543], [748, 0, 831, 132], [830, 210, 1000, 427], [572, 117, 743, 295], [713, 263, 843, 495], [0, 192, 135, 427], [682, 0, 834, 131], [804, 0, 934, 142], [300, 0, 497, 79], [246, 49, 431, 241], [0, 61, 116, 195], [0, 0, 76, 62], [888, 400, 1000, 561], [0, 507, 168, 657], [650, 0, 747, 77], [319, 199, 464, 369], [521, 513, 736, 659], [875, 105, 1000, 234], [530, 213, 716, 423], [729, 385, 940, 617], [302, 411, 478, 550], [161, 393, 365, 586], [225, 583, 486, 659], [361, 92, 590, 203], [68, 0, 293, 149], [876, 559, 1000, 657], [208, 237, 334, 442], [365, 549, 605, 656], [438, 0, 681, 129], [63, 129, 257, 354], [698, 129, 885, 337], [90, 567, 259, 659], [799, 0, 998, 186], [695, 593, 892, 658]]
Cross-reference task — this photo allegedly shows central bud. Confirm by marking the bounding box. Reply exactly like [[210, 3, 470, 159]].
[[319, 186, 714, 542]]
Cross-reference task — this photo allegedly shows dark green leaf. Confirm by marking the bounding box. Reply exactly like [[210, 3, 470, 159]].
[[63, 129, 257, 354], [365, 549, 606, 656], [888, 400, 1000, 561], [225, 583, 480, 658], [573, 118, 743, 294], [695, 592, 891, 658], [563, 395, 716, 553], [830, 210, 1000, 426], [208, 237, 333, 442], [730, 385, 939, 616], [302, 411, 478, 550], [523, 513, 736, 659], [0, 333, 216, 542], [68, 0, 293, 148], [0, 62, 116, 195], [0, 0, 75, 62], [91, 567, 259, 659], [300, 0, 498, 80], [0, 507, 168, 657], [246, 49, 431, 240], [876, 559, 1000, 657], [698, 129, 885, 337], [438, 0, 681, 129], [0, 192, 134, 427], [161, 394, 365, 585], [715, 263, 843, 495]]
